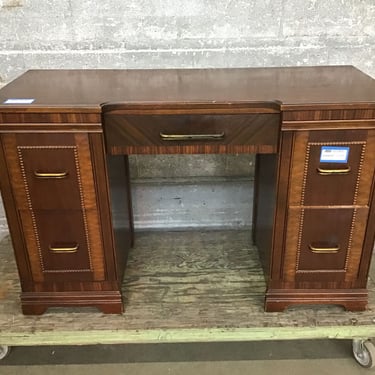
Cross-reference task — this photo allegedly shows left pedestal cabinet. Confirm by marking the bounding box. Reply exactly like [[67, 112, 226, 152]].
[[0, 117, 130, 314]]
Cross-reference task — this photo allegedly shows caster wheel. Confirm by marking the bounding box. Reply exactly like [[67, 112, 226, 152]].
[[0, 345, 10, 360], [352, 339, 375, 368]]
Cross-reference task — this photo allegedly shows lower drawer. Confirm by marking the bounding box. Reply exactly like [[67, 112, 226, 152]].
[[284, 207, 369, 284], [19, 209, 106, 282]]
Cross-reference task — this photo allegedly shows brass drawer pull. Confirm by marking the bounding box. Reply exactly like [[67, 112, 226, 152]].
[[309, 244, 340, 254], [34, 171, 69, 179], [160, 132, 225, 141], [317, 167, 351, 175], [49, 244, 79, 253]]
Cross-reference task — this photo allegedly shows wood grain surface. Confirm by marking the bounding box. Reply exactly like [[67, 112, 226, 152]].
[[0, 67, 375, 113], [104, 113, 280, 155]]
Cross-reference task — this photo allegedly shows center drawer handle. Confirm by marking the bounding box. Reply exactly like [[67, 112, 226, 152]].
[[317, 167, 351, 175], [309, 244, 340, 253], [49, 243, 79, 253], [160, 132, 225, 141], [34, 171, 69, 179]]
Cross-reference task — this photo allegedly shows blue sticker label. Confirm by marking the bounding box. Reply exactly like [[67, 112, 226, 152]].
[[320, 146, 349, 163]]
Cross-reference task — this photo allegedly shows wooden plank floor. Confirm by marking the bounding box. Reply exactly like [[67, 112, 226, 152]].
[[1, 230, 375, 346]]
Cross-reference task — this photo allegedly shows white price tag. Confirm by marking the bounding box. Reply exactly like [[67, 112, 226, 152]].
[[3, 98, 35, 104]]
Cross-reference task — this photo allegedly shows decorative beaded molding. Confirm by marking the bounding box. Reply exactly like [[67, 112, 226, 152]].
[[353, 144, 366, 205], [17, 145, 93, 274], [344, 208, 357, 273], [297, 269, 346, 274], [295, 208, 304, 271]]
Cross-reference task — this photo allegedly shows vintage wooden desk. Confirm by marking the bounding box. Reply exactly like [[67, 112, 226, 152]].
[[0, 66, 374, 315]]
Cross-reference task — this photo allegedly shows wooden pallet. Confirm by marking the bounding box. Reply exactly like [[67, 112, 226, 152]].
[[0, 230, 375, 346]]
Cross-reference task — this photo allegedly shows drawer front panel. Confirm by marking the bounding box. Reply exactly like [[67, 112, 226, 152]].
[[303, 142, 366, 206], [1, 133, 99, 210], [283, 207, 369, 284], [104, 113, 280, 154], [19, 208, 106, 282], [297, 209, 353, 271], [34, 210, 92, 274], [289, 130, 375, 206], [17, 147, 82, 209]]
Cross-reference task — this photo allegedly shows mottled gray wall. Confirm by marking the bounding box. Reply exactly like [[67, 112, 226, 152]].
[[1, 0, 375, 85], [0, 0, 374, 234]]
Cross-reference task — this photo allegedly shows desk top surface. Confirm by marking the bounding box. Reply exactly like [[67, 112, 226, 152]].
[[0, 66, 375, 111]]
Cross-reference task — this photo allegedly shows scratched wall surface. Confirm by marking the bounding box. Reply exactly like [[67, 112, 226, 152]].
[[0, 0, 374, 233]]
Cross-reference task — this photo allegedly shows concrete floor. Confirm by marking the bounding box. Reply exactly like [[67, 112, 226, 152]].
[[0, 340, 373, 374]]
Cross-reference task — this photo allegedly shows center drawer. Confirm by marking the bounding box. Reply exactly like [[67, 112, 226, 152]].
[[103, 113, 280, 154]]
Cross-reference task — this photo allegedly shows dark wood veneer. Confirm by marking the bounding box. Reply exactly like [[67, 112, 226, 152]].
[[0, 66, 375, 314], [283, 109, 375, 121], [104, 113, 280, 155]]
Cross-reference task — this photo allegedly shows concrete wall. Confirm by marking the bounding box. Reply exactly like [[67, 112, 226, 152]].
[[0, 0, 374, 235], [1, 0, 375, 85]]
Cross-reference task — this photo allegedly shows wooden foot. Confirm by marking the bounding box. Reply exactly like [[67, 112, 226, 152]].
[[21, 305, 48, 315], [96, 303, 124, 314], [21, 291, 124, 315]]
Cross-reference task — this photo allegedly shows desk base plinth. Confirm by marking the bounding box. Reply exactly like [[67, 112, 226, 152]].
[[265, 288, 368, 312], [20, 291, 124, 315]]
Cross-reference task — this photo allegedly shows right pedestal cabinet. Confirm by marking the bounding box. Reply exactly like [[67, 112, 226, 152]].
[[264, 113, 375, 311]]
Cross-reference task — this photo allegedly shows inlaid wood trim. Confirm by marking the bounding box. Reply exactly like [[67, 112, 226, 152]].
[[344, 209, 357, 275], [270, 132, 294, 281], [282, 121, 375, 131], [18, 211, 44, 282], [282, 109, 375, 121], [74, 133, 106, 280], [72, 146, 93, 272], [0, 113, 101, 124], [283, 207, 302, 282], [345, 208, 369, 282], [0, 124, 102, 133], [295, 209, 305, 275], [288, 131, 309, 207], [109, 144, 278, 155], [356, 130, 375, 205], [281, 103, 375, 112]]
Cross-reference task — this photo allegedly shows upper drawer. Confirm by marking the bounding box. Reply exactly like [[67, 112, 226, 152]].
[[104, 114, 280, 154], [17, 146, 82, 209], [289, 129, 375, 206], [1, 133, 98, 210]]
